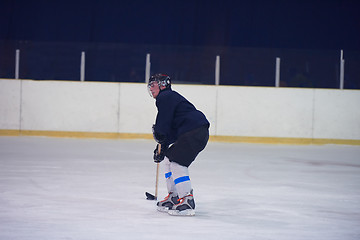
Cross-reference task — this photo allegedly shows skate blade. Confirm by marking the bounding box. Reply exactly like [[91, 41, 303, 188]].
[[157, 206, 169, 212], [168, 209, 195, 216]]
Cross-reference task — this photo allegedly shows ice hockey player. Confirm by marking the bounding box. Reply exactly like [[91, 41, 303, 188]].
[[148, 73, 210, 216]]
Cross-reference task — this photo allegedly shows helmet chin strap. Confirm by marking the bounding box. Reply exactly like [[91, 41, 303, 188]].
[[158, 83, 166, 90]]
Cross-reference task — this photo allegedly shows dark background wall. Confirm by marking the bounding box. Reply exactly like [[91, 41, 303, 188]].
[[1, 0, 359, 87], [1, 0, 359, 50]]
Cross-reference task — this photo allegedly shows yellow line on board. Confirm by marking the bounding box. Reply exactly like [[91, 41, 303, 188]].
[[209, 135, 360, 145], [0, 130, 153, 140], [0, 129, 359, 145]]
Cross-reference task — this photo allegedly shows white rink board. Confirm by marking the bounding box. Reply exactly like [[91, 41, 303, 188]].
[[0, 79, 359, 141], [216, 86, 315, 138], [0, 79, 21, 130], [20, 80, 119, 132], [118, 83, 157, 134], [313, 89, 360, 140]]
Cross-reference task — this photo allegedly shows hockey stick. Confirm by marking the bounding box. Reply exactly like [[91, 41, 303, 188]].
[[145, 144, 161, 200]]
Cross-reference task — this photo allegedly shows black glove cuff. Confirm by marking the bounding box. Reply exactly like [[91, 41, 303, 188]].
[[153, 144, 168, 163], [152, 125, 167, 144]]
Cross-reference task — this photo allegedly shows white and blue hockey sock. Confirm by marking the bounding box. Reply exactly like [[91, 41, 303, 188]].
[[170, 161, 192, 198], [163, 158, 176, 193]]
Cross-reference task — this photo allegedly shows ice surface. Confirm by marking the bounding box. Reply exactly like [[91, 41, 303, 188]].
[[0, 136, 359, 240]]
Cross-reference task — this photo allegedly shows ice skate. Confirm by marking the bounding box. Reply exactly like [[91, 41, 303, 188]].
[[157, 192, 179, 212], [168, 192, 195, 216]]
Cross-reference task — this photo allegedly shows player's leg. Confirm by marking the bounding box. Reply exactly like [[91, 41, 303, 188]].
[[157, 157, 179, 212], [165, 126, 209, 215], [168, 161, 195, 215]]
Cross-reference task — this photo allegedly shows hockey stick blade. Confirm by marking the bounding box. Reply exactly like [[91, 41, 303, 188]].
[[145, 192, 157, 200]]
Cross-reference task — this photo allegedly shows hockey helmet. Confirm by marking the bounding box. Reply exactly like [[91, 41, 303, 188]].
[[148, 73, 171, 89]]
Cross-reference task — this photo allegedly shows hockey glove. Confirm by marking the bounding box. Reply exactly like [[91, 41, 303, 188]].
[[152, 124, 167, 144], [153, 144, 168, 163]]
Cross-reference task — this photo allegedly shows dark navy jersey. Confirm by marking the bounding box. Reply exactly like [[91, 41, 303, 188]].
[[154, 88, 209, 144]]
